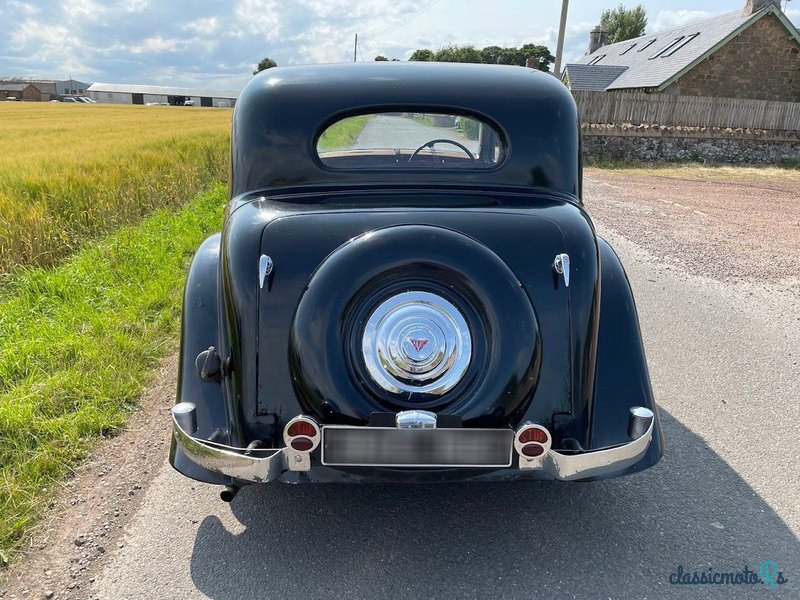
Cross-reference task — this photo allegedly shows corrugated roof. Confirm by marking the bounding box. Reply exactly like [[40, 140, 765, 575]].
[[0, 83, 28, 91], [576, 6, 799, 90], [562, 64, 628, 90], [88, 82, 239, 99]]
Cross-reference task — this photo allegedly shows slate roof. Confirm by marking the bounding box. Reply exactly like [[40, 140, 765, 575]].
[[570, 5, 800, 91], [88, 82, 239, 99], [562, 64, 628, 91]]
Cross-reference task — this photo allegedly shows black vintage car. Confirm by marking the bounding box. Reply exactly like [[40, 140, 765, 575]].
[[170, 62, 663, 500]]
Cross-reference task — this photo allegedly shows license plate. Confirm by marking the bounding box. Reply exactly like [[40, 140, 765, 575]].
[[321, 426, 513, 467]]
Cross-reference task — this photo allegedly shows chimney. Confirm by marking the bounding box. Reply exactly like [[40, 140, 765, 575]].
[[743, 0, 780, 16], [587, 25, 609, 55]]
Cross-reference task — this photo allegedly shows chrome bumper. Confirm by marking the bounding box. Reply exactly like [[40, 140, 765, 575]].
[[171, 405, 654, 483]]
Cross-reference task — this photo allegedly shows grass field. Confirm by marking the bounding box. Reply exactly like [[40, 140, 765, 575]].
[[0, 103, 231, 273]]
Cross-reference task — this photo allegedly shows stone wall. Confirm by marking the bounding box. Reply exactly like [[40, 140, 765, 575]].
[[581, 124, 800, 164], [671, 13, 800, 102]]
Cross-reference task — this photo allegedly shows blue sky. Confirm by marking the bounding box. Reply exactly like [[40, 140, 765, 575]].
[[0, 0, 797, 89]]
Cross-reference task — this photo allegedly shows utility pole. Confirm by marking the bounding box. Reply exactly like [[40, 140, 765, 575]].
[[354, 33, 358, 62], [554, 0, 569, 78]]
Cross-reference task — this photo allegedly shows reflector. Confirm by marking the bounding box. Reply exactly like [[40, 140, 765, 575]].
[[290, 437, 314, 451], [521, 443, 544, 457]]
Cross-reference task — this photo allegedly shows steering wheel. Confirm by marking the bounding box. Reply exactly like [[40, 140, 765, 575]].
[[409, 139, 476, 164]]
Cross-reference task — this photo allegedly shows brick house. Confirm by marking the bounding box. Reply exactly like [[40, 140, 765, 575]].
[[562, 0, 800, 102]]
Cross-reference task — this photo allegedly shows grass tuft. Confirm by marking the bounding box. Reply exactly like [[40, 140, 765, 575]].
[[0, 184, 226, 565]]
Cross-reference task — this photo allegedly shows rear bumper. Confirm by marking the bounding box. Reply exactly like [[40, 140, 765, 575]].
[[171, 405, 655, 483]]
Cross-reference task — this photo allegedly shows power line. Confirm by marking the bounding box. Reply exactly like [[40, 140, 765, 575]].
[[361, 0, 442, 40]]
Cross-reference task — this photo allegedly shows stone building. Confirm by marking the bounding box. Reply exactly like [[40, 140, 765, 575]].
[[562, 0, 800, 101]]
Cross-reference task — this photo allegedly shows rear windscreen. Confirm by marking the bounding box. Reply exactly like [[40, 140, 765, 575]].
[[316, 112, 505, 170]]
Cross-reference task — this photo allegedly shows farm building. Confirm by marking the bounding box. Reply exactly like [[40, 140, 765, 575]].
[[56, 78, 90, 96], [0, 77, 90, 100], [562, 0, 800, 101], [0, 78, 56, 101], [88, 83, 239, 107]]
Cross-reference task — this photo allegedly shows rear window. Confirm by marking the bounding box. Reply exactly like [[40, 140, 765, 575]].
[[316, 112, 504, 169]]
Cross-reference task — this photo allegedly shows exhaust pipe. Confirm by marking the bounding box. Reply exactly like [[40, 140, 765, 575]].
[[220, 485, 239, 503]]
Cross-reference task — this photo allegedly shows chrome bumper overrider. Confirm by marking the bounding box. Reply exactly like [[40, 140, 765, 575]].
[[171, 405, 654, 483]]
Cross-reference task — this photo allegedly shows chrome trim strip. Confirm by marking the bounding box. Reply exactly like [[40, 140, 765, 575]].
[[172, 413, 285, 483]]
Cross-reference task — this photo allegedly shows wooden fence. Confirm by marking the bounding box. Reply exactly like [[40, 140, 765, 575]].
[[572, 91, 800, 132]]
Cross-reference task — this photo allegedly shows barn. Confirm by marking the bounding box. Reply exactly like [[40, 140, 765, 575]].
[[87, 83, 239, 107]]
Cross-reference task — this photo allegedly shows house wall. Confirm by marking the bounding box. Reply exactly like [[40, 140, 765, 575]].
[[672, 13, 800, 101]]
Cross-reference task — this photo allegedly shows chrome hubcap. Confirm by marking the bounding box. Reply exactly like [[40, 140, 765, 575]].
[[362, 291, 471, 395]]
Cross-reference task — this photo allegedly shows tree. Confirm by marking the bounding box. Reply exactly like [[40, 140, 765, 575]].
[[253, 57, 278, 75], [374, 55, 389, 61], [433, 45, 483, 63], [408, 49, 435, 62], [600, 4, 647, 44], [407, 43, 554, 71]]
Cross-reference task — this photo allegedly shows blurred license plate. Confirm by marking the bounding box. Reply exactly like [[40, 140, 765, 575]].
[[321, 427, 513, 467]]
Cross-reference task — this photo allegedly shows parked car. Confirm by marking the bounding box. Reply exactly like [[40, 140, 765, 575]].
[[170, 63, 663, 500], [62, 97, 78, 103]]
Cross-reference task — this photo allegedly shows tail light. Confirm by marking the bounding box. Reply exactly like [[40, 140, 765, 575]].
[[283, 415, 321, 452], [514, 423, 551, 460]]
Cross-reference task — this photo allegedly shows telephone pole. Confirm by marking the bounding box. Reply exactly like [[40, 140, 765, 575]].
[[554, 0, 569, 78], [354, 33, 358, 62]]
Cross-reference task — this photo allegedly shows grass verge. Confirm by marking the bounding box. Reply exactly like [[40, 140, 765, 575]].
[[0, 184, 226, 566], [317, 115, 369, 152], [585, 160, 800, 183]]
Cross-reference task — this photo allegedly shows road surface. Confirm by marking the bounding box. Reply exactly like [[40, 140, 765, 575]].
[[4, 171, 799, 599], [355, 114, 480, 155]]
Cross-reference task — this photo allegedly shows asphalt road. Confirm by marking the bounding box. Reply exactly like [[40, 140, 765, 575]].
[[355, 114, 480, 154], [92, 182, 800, 599]]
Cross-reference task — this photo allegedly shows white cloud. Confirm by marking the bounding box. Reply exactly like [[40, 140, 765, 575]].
[[130, 36, 182, 54], [650, 10, 715, 33], [183, 17, 219, 35]]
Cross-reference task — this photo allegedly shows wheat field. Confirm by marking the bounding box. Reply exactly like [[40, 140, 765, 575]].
[[0, 103, 231, 274]]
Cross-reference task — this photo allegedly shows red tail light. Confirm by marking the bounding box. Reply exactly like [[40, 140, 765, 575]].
[[287, 420, 317, 438], [518, 427, 548, 444], [283, 416, 320, 453], [514, 423, 551, 460]]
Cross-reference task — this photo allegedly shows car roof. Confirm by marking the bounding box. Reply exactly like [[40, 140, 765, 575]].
[[231, 62, 580, 199]]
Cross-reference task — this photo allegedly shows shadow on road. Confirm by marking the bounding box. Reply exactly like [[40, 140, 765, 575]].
[[189, 410, 798, 599]]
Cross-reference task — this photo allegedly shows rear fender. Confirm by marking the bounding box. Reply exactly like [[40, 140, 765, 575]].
[[589, 237, 664, 474], [169, 233, 233, 485]]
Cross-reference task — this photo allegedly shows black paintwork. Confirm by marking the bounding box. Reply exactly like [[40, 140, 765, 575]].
[[171, 62, 662, 484]]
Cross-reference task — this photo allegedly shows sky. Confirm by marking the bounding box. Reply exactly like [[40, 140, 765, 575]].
[[1, 0, 798, 90]]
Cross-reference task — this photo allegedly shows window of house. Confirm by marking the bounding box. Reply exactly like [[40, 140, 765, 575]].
[[660, 33, 699, 57], [649, 37, 685, 59], [638, 38, 657, 52], [588, 54, 606, 65], [620, 42, 636, 55]]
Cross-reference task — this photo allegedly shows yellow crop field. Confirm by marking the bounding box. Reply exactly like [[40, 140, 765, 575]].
[[0, 103, 231, 273]]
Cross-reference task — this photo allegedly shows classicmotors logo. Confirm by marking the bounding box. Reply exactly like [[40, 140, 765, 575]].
[[669, 562, 788, 589]]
